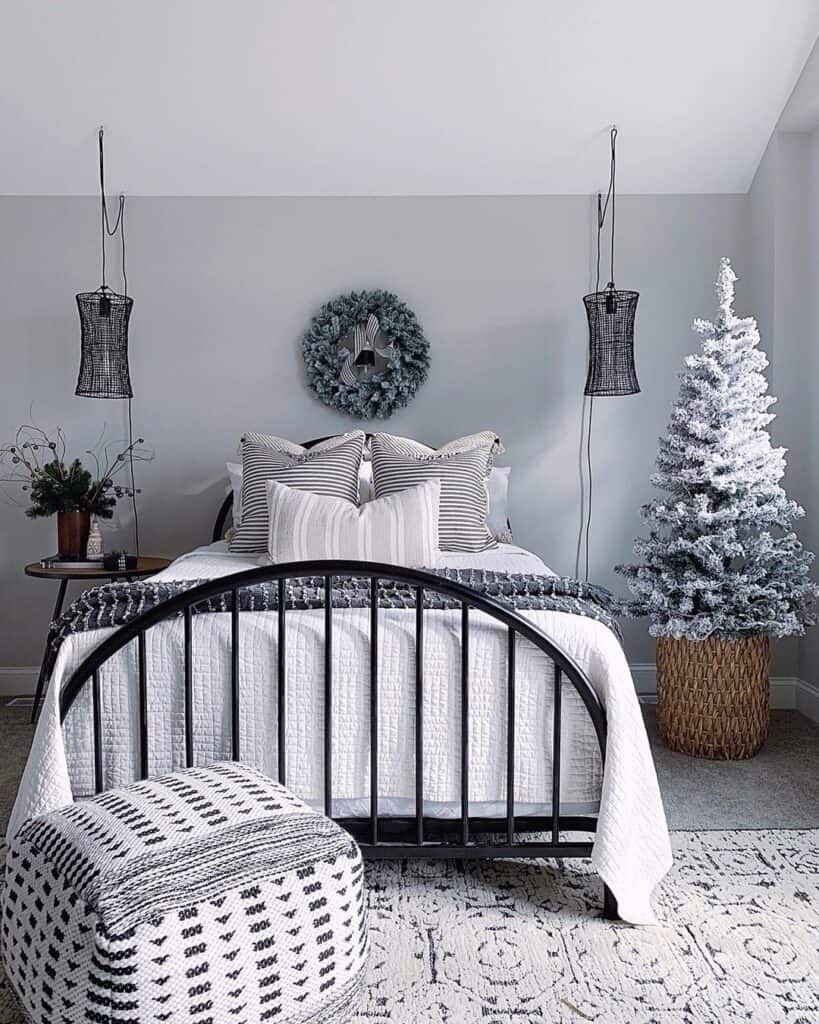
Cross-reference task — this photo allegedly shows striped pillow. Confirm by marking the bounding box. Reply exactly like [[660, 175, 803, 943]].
[[266, 478, 440, 566], [229, 431, 365, 553], [370, 431, 503, 552]]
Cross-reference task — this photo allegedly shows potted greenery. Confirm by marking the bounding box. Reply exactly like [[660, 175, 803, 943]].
[[1, 425, 151, 559], [617, 260, 818, 759]]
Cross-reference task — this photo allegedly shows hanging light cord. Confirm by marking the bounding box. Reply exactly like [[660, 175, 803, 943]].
[[98, 127, 140, 558], [98, 128, 125, 290], [576, 126, 617, 581]]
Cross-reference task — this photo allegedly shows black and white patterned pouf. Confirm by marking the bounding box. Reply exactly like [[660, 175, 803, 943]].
[[1, 762, 368, 1024]]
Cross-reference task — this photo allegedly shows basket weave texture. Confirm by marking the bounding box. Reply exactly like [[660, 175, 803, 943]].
[[656, 634, 770, 760]]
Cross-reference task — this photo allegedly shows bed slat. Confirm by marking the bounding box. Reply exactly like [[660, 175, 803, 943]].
[[231, 588, 240, 761], [506, 628, 516, 845], [324, 576, 333, 818], [277, 578, 286, 785], [138, 631, 148, 780], [184, 605, 193, 768], [461, 604, 469, 846], [370, 578, 378, 844], [552, 665, 562, 844], [92, 670, 103, 794], [415, 586, 424, 846]]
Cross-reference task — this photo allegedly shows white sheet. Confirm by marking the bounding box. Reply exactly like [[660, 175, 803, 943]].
[[9, 542, 671, 924]]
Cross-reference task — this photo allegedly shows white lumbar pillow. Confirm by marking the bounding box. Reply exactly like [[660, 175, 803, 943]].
[[266, 478, 440, 567]]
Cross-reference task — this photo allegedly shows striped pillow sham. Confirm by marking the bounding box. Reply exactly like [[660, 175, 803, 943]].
[[370, 431, 503, 553], [229, 431, 365, 553], [266, 478, 440, 566]]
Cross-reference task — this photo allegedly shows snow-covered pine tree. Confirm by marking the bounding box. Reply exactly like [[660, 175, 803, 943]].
[[617, 258, 818, 640]]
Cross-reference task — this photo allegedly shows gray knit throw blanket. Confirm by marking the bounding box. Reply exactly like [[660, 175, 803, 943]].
[[46, 569, 622, 683]]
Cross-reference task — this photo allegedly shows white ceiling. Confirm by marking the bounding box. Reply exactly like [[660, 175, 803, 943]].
[[1, 0, 817, 197]]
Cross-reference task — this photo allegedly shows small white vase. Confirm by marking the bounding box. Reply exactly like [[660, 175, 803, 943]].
[[86, 516, 104, 560]]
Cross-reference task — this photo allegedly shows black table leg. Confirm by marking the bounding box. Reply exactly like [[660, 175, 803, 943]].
[[31, 578, 68, 722]]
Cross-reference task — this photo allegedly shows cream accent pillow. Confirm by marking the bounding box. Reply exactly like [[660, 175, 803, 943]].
[[266, 478, 440, 567]]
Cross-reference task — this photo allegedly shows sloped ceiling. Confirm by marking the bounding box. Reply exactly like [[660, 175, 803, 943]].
[[1, 0, 817, 196]]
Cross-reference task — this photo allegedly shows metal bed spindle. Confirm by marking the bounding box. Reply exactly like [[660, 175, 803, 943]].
[[137, 631, 148, 780], [277, 578, 286, 785], [415, 586, 424, 847], [184, 605, 193, 769], [370, 578, 379, 845], [324, 575, 333, 818], [552, 666, 562, 844], [92, 670, 103, 795], [461, 604, 469, 846], [231, 588, 240, 761], [506, 628, 516, 845]]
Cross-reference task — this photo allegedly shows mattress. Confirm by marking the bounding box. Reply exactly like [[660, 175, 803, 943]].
[[9, 542, 672, 924]]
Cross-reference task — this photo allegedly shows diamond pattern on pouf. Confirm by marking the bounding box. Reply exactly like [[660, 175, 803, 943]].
[[0, 762, 367, 1024]]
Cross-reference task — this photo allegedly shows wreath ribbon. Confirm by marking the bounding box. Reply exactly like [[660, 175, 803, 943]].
[[339, 313, 394, 385]]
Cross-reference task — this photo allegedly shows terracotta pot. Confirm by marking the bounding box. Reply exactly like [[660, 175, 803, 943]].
[[57, 510, 91, 559], [656, 634, 770, 760]]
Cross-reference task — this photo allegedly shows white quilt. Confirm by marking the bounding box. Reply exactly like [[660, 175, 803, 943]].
[[9, 543, 672, 924]]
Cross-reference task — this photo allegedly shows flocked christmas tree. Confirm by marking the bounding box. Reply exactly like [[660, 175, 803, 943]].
[[617, 258, 818, 639]]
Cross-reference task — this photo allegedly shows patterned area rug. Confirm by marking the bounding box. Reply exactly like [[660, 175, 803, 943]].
[[1, 829, 817, 1023]]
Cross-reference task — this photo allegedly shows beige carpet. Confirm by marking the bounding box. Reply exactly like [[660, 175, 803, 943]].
[[1, 701, 818, 1022]]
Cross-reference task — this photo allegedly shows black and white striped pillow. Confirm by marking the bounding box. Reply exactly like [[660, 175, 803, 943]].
[[370, 431, 503, 553], [229, 431, 365, 553]]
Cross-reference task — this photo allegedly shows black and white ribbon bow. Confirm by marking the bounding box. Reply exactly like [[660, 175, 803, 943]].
[[337, 313, 394, 384]]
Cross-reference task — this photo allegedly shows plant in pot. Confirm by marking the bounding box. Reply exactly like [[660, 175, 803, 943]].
[[0, 425, 151, 560], [617, 259, 818, 760]]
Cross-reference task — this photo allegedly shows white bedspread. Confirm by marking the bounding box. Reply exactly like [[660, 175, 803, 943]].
[[9, 543, 671, 924]]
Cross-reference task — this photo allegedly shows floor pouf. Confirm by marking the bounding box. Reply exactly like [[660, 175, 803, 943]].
[[1, 762, 368, 1024]]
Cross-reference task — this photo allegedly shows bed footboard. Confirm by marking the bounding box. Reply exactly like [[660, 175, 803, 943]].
[[58, 560, 615, 918]]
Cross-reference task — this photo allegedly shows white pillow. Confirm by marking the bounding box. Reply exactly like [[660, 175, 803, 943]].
[[228, 460, 373, 525], [266, 478, 440, 567], [487, 466, 512, 542], [358, 460, 373, 503], [226, 462, 243, 526]]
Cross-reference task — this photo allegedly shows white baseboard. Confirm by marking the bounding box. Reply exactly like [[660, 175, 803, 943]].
[[795, 676, 819, 722], [0, 667, 39, 697], [3, 662, 818, 723], [630, 663, 658, 697]]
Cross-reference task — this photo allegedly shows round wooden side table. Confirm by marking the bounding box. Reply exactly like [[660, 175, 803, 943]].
[[25, 557, 171, 721]]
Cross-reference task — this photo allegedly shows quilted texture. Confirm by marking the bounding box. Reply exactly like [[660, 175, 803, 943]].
[[1, 763, 367, 1024]]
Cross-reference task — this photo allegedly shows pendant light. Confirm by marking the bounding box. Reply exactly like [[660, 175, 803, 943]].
[[575, 126, 640, 582], [75, 127, 141, 556], [583, 127, 640, 396], [75, 128, 133, 399]]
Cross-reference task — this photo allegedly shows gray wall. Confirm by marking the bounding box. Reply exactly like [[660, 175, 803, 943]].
[[0, 195, 751, 673], [749, 131, 819, 687]]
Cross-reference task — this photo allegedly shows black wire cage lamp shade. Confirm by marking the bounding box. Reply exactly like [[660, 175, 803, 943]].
[[75, 287, 133, 398], [583, 284, 640, 396]]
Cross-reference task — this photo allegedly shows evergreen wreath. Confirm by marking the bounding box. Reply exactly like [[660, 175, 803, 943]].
[[302, 289, 430, 419]]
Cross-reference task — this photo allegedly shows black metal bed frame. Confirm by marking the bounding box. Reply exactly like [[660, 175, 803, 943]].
[[58, 560, 616, 918], [57, 438, 616, 917]]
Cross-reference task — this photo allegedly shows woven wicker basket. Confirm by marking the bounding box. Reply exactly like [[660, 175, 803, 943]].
[[656, 633, 770, 760]]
